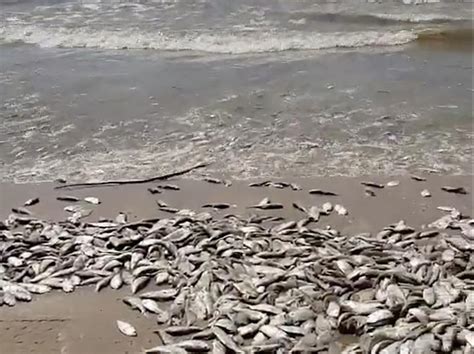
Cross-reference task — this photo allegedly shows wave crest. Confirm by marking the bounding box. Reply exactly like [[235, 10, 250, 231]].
[[0, 25, 417, 53]]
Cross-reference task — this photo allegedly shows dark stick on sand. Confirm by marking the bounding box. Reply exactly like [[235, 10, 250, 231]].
[[54, 162, 210, 190]]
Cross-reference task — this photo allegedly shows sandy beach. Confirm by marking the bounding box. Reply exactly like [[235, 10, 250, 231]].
[[0, 174, 472, 353], [1, 1, 473, 352]]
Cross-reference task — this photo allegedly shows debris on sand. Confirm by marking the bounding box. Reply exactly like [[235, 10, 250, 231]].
[[421, 189, 431, 198], [386, 180, 399, 187], [23, 197, 39, 207], [442, 186, 468, 195], [1, 196, 472, 353]]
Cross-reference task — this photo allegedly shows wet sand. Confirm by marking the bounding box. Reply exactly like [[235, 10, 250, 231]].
[[0, 175, 472, 353]]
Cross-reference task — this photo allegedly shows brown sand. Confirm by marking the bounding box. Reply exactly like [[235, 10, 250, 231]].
[[0, 175, 472, 353]]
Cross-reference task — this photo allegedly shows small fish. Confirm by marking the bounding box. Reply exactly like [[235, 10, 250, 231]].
[[290, 183, 302, 191], [142, 299, 165, 315], [213, 327, 244, 353], [441, 186, 468, 194], [116, 320, 137, 337], [248, 181, 271, 187], [321, 202, 333, 214], [174, 340, 210, 352], [410, 175, 426, 182], [386, 180, 399, 187], [361, 181, 384, 189], [165, 326, 203, 336], [122, 296, 146, 314], [421, 189, 431, 198], [203, 177, 224, 184], [140, 289, 178, 301], [84, 197, 100, 205], [202, 203, 231, 210], [115, 213, 127, 224], [148, 187, 161, 194], [249, 198, 283, 210], [365, 188, 376, 197], [23, 197, 39, 206], [292, 202, 307, 213], [308, 189, 338, 196], [57, 195, 80, 202], [11, 207, 32, 216], [155, 200, 168, 207], [307, 206, 320, 221], [131, 276, 150, 294], [158, 184, 180, 191], [334, 204, 348, 216], [158, 207, 179, 214]]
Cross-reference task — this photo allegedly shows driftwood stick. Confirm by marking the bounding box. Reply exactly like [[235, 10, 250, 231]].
[[54, 162, 210, 190]]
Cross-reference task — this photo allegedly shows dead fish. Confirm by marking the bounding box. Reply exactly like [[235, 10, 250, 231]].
[[249, 198, 283, 210], [110, 272, 123, 289], [308, 189, 338, 196], [142, 299, 166, 316], [140, 289, 178, 301], [2, 283, 31, 302], [56, 195, 80, 202], [334, 204, 348, 216], [290, 183, 302, 191], [340, 300, 383, 315], [366, 309, 394, 327], [165, 326, 203, 336], [174, 340, 210, 352], [421, 189, 431, 198], [321, 202, 333, 214], [24, 197, 39, 206], [410, 175, 426, 182], [20, 283, 51, 294], [386, 180, 399, 187], [115, 213, 127, 224], [116, 320, 137, 337], [361, 181, 384, 189], [159, 207, 179, 214], [11, 207, 32, 216], [144, 345, 186, 354], [306, 206, 320, 221], [123, 296, 146, 315], [203, 177, 224, 184], [148, 187, 161, 194], [292, 202, 307, 213], [202, 203, 231, 210], [155, 200, 168, 207], [326, 301, 340, 318], [131, 276, 150, 294], [259, 325, 287, 340], [3, 291, 16, 306], [212, 327, 244, 354], [249, 181, 271, 187], [158, 184, 180, 191], [441, 186, 468, 194], [84, 197, 100, 205], [365, 188, 376, 197]]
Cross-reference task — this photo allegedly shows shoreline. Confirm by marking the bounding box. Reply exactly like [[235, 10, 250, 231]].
[[1, 174, 472, 234]]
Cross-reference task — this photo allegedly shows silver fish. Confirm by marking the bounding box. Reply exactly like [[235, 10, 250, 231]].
[[116, 320, 137, 337]]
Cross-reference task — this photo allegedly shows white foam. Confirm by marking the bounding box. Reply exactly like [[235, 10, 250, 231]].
[[369, 13, 466, 23], [0, 25, 417, 53]]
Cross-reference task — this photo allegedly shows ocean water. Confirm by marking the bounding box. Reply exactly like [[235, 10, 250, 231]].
[[0, 0, 472, 182]]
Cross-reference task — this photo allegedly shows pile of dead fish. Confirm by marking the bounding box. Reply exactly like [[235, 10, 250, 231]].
[[1, 206, 473, 354]]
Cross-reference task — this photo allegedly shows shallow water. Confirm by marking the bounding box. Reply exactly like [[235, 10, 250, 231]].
[[0, 0, 472, 182]]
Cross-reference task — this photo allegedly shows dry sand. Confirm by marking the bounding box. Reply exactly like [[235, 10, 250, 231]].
[[0, 174, 472, 353]]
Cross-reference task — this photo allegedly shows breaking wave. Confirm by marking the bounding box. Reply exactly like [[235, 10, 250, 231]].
[[0, 25, 418, 53]]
